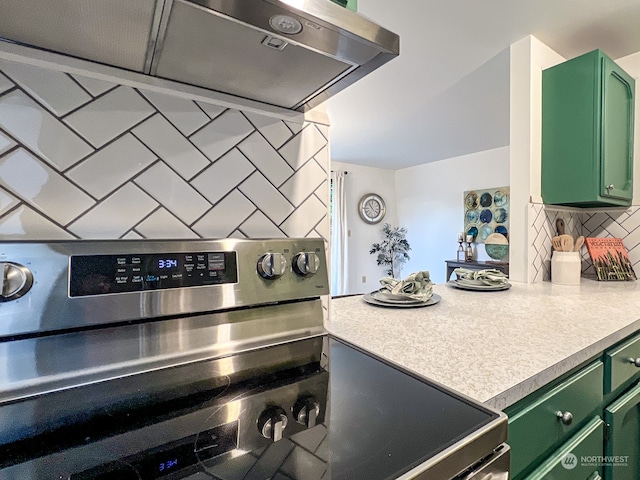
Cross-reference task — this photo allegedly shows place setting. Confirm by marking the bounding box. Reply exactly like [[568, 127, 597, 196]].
[[448, 267, 511, 291], [363, 271, 441, 308]]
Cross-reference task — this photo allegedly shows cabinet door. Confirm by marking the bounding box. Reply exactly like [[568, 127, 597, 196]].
[[542, 49, 634, 207], [604, 333, 640, 394], [524, 416, 603, 480], [509, 362, 603, 478], [604, 382, 640, 479], [601, 55, 635, 202]]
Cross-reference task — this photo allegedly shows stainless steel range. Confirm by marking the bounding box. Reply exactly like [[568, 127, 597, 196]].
[[0, 239, 508, 479]]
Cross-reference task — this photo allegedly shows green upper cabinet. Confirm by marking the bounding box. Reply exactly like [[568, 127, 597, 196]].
[[542, 49, 635, 207]]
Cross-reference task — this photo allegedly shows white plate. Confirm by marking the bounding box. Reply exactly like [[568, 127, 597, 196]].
[[363, 292, 441, 308], [448, 280, 511, 292], [370, 289, 430, 304]]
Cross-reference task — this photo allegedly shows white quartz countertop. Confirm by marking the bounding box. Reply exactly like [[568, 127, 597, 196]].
[[327, 280, 640, 410]]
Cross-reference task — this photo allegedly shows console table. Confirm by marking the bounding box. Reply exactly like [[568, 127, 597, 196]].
[[445, 260, 509, 281]]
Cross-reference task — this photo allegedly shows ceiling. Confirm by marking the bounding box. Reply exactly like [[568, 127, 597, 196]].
[[325, 0, 640, 170]]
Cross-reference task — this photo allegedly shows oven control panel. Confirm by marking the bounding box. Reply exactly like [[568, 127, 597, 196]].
[[70, 251, 238, 297], [0, 238, 328, 338]]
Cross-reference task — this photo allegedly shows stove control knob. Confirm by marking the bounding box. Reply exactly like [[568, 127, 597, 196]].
[[293, 397, 320, 428], [257, 253, 287, 279], [292, 252, 320, 277], [1, 262, 33, 302], [258, 407, 288, 441]]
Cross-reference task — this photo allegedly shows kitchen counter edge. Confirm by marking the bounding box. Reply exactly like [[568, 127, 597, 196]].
[[327, 280, 640, 410]]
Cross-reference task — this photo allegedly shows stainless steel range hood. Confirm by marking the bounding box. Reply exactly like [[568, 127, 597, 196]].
[[0, 0, 399, 111]]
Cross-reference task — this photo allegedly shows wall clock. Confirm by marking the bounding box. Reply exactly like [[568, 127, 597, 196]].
[[358, 193, 386, 224]]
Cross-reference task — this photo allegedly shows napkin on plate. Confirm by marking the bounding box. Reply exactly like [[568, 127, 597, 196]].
[[453, 268, 508, 286], [379, 271, 433, 301]]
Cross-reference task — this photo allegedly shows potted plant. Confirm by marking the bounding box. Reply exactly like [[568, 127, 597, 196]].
[[369, 223, 411, 279]]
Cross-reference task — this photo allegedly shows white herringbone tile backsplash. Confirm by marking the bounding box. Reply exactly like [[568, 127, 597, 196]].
[[529, 203, 640, 282], [0, 57, 330, 242]]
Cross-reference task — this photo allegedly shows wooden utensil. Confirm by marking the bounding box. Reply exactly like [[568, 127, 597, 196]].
[[573, 235, 585, 252], [556, 218, 566, 236], [551, 236, 564, 251], [560, 234, 574, 252]]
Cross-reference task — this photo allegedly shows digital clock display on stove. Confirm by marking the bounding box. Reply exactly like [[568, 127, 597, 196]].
[[158, 259, 179, 269], [158, 457, 179, 473], [69, 251, 238, 297], [71, 422, 238, 479]]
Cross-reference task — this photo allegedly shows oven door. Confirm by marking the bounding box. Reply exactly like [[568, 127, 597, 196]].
[[458, 444, 510, 479]]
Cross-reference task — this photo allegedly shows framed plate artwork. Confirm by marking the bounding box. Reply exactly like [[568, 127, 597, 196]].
[[463, 186, 509, 243]]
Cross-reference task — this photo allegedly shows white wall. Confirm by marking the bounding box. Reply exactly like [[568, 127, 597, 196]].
[[334, 148, 512, 289], [332, 161, 398, 294], [394, 146, 510, 284], [333, 37, 640, 288], [509, 36, 565, 282]]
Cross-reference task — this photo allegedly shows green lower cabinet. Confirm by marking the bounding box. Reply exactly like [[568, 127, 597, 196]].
[[604, 334, 640, 394], [604, 382, 640, 479], [524, 416, 604, 480], [508, 361, 604, 478], [506, 333, 640, 479]]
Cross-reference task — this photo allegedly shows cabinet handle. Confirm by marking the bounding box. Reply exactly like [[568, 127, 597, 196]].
[[606, 184, 615, 192], [628, 357, 640, 367], [556, 410, 573, 425]]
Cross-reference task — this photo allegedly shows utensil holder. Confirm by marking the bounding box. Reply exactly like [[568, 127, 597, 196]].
[[551, 251, 581, 285]]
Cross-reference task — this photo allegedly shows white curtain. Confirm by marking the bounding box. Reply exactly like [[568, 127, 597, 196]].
[[330, 171, 348, 296]]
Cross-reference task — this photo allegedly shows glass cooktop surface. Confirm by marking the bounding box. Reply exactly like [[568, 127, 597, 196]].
[[0, 337, 500, 480]]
